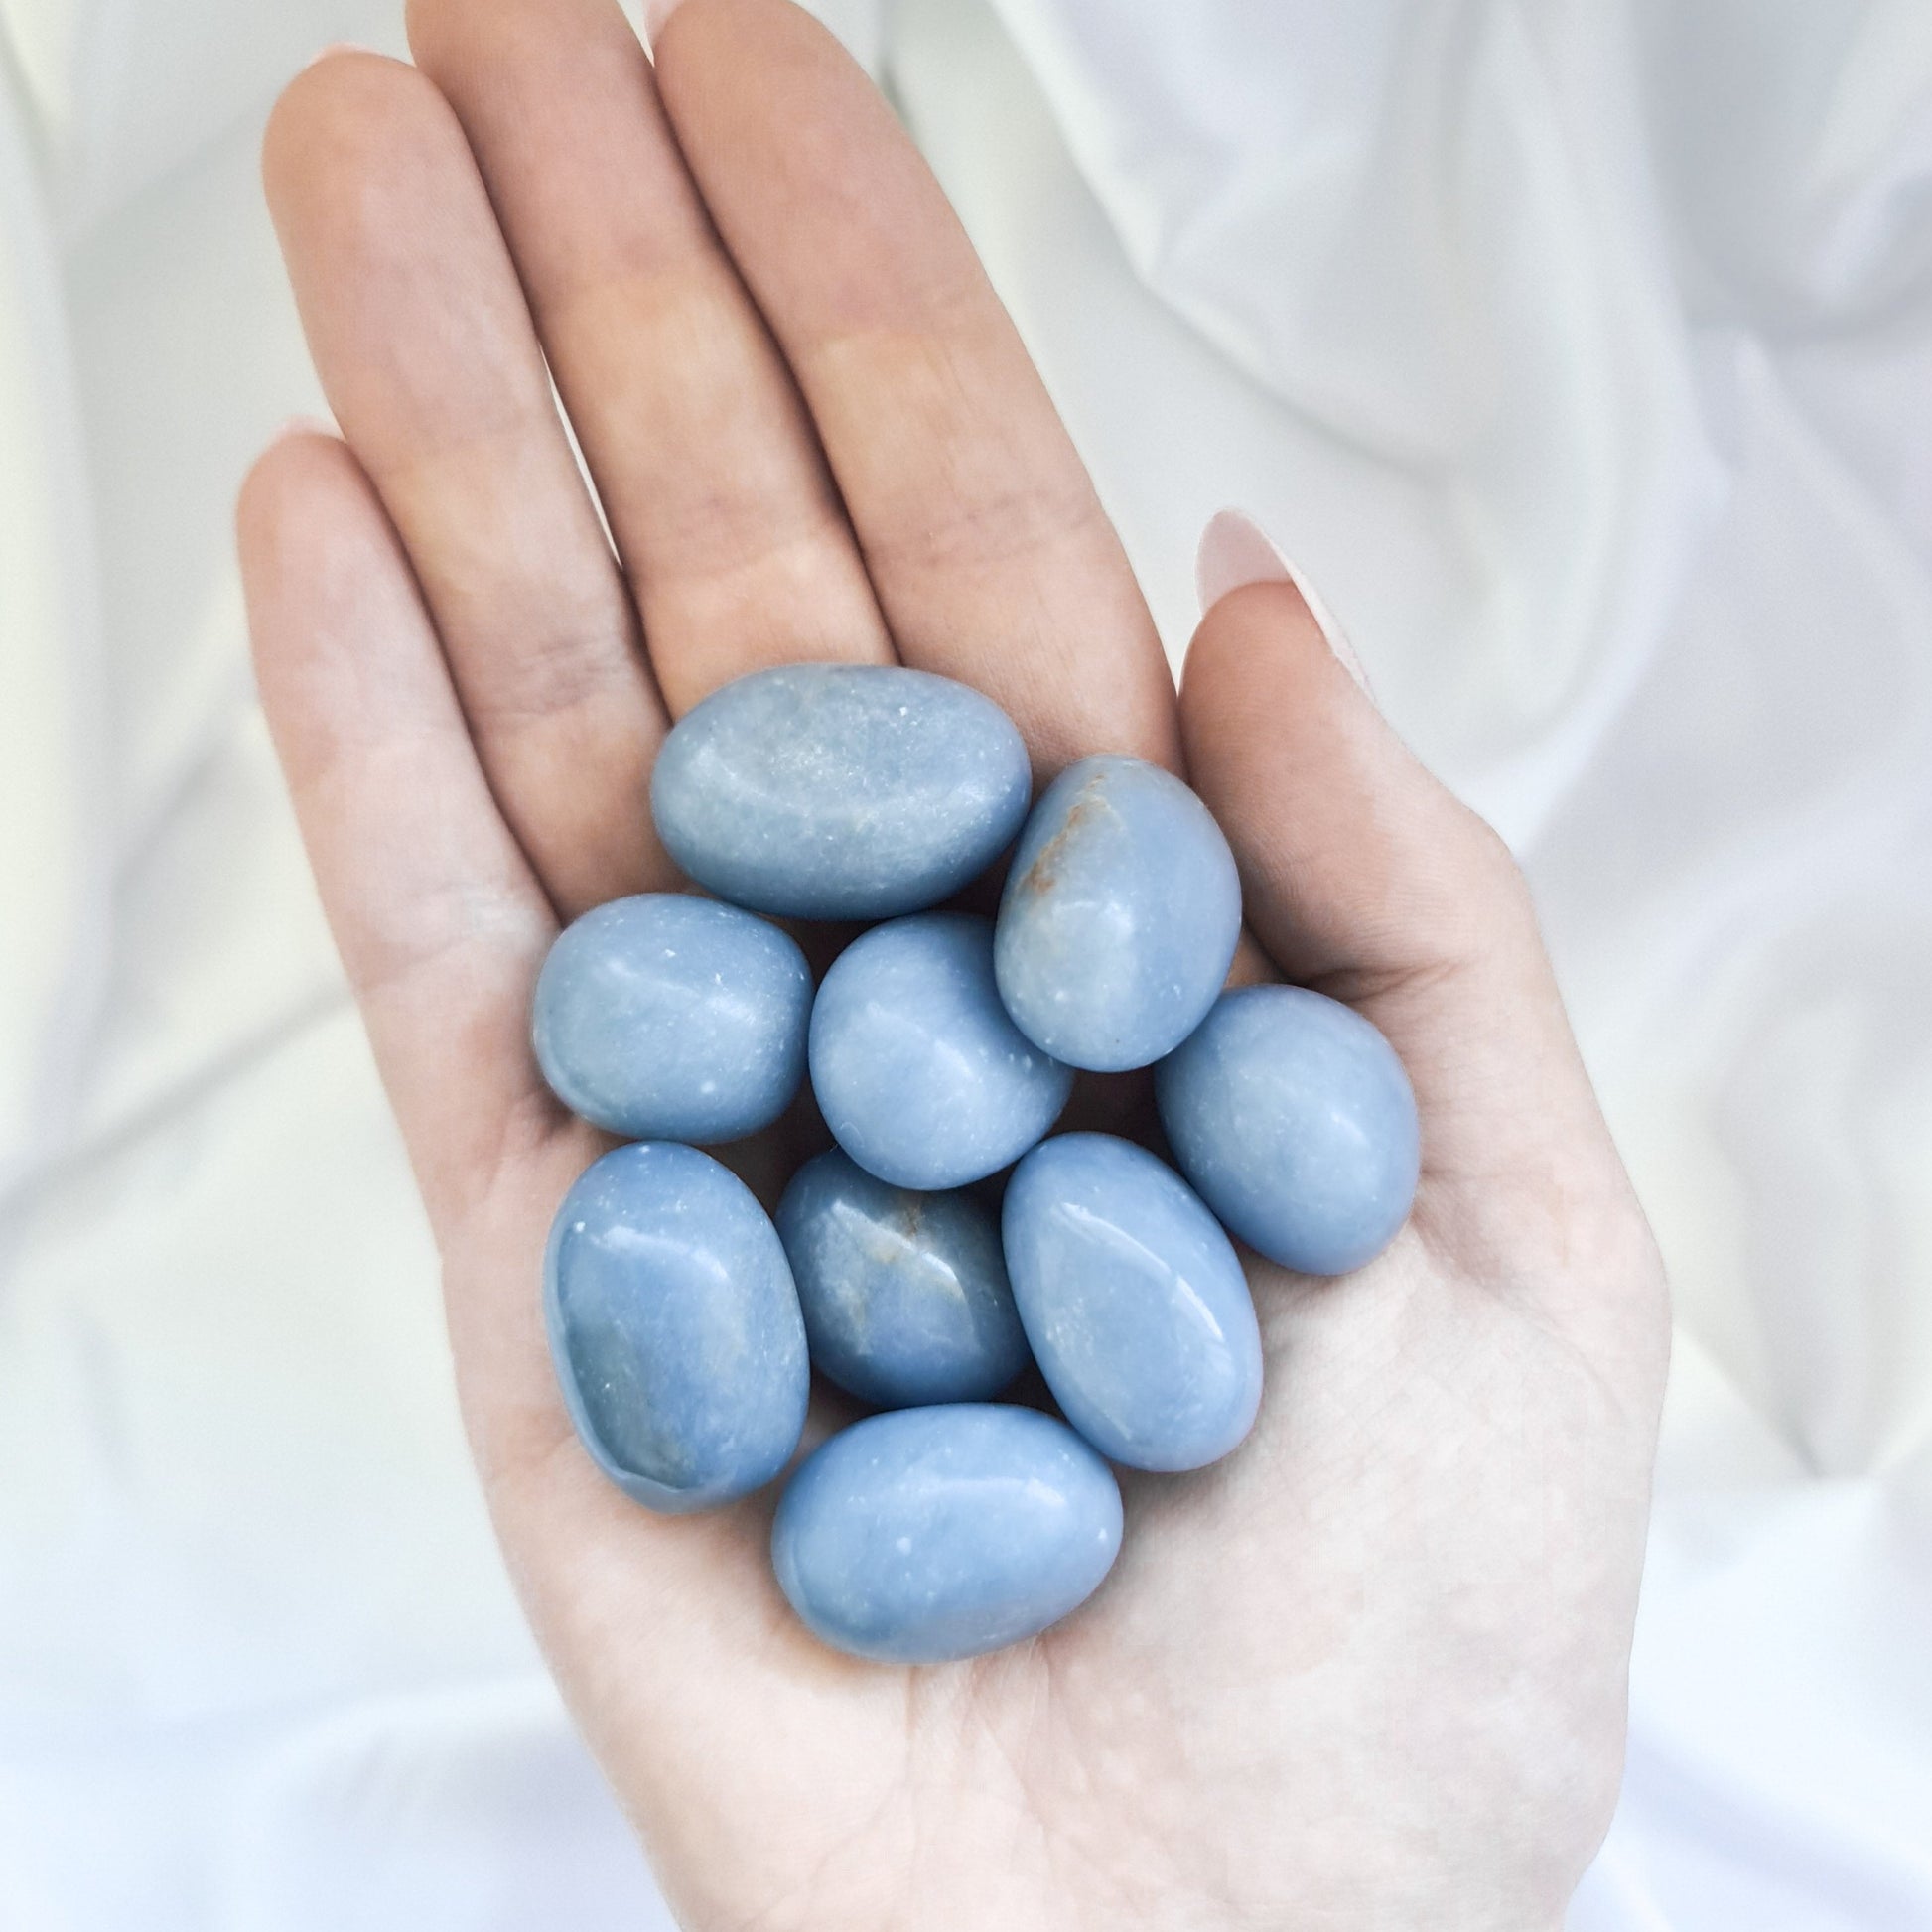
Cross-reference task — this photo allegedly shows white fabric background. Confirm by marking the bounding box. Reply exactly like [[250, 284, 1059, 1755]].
[[2, 1, 1929, 1925]]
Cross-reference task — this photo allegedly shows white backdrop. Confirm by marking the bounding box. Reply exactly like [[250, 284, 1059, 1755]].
[[2, 1, 1930, 1926]]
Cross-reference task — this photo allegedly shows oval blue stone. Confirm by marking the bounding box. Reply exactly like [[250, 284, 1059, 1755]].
[[994, 755, 1243, 1072], [532, 894, 811, 1143], [1155, 984, 1421, 1276], [1002, 1133, 1262, 1472], [810, 912, 1073, 1189], [776, 1150, 1030, 1408], [771, 1404, 1122, 1662], [650, 664, 1033, 919], [545, 1142, 809, 1513]]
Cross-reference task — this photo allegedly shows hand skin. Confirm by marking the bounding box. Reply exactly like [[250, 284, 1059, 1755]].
[[235, 3, 1670, 1926]]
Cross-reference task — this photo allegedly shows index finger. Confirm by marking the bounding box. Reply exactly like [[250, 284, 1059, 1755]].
[[649, 0, 1180, 775]]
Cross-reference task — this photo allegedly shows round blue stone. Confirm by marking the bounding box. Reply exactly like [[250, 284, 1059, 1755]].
[[1156, 984, 1420, 1276], [545, 1143, 809, 1513], [776, 1150, 1031, 1408], [994, 755, 1243, 1072], [650, 664, 1033, 919], [809, 912, 1073, 1190], [532, 894, 811, 1143], [771, 1404, 1123, 1663], [1002, 1132, 1263, 1472]]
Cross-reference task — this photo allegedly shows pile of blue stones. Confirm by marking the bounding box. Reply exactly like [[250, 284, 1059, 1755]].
[[536, 664, 1420, 1665]]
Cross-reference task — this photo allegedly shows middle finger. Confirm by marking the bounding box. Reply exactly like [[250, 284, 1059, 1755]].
[[407, 0, 896, 716]]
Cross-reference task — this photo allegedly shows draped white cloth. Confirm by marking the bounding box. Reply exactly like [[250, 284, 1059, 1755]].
[[3, 2, 1929, 1925]]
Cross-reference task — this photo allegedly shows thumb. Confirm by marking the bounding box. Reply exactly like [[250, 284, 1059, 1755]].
[[1181, 513, 1659, 1337]]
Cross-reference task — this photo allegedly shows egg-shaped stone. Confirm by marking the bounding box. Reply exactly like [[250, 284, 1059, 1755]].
[[810, 912, 1072, 1189], [1155, 984, 1420, 1276], [532, 894, 811, 1143], [545, 1142, 809, 1513], [1003, 1133, 1262, 1472], [771, 1404, 1122, 1663], [776, 1150, 1030, 1408], [649, 664, 1032, 919], [994, 755, 1243, 1072]]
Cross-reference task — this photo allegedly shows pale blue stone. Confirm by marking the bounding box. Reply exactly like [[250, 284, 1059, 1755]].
[[771, 1404, 1122, 1663], [545, 1142, 808, 1513], [776, 1150, 1030, 1408], [1002, 1133, 1262, 1472], [994, 755, 1243, 1071], [810, 912, 1073, 1189], [650, 664, 1033, 919], [1156, 985, 1420, 1277], [532, 894, 811, 1143]]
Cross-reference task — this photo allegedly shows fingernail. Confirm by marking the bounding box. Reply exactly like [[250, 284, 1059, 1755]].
[[274, 413, 339, 441], [1195, 508, 1372, 693], [305, 41, 374, 68], [641, 0, 689, 52]]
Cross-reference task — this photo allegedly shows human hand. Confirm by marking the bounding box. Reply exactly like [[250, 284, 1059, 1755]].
[[237, 3, 1668, 1925]]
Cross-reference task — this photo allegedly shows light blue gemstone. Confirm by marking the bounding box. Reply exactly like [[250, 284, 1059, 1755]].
[[532, 894, 811, 1142], [776, 1150, 1031, 1408], [995, 756, 1243, 1072], [771, 1404, 1123, 1662], [1002, 1133, 1262, 1472], [810, 912, 1073, 1189], [545, 1142, 809, 1513], [1156, 984, 1420, 1277], [650, 664, 1033, 919]]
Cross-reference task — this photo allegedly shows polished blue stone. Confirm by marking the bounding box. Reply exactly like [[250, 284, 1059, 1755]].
[[776, 1150, 1030, 1408], [545, 1142, 809, 1513], [532, 894, 811, 1143], [1156, 984, 1420, 1276], [650, 664, 1033, 919], [771, 1404, 1122, 1662], [810, 912, 1073, 1189], [1002, 1133, 1262, 1472], [994, 755, 1243, 1072]]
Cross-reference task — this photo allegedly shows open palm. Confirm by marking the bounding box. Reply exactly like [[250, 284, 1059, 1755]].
[[237, 3, 1668, 1925]]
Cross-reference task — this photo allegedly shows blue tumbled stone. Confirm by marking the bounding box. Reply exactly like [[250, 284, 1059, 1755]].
[[545, 1142, 809, 1513], [1002, 1132, 1262, 1472], [810, 912, 1072, 1189], [994, 755, 1243, 1071], [1155, 984, 1420, 1277], [650, 664, 1033, 919], [776, 1150, 1030, 1408], [771, 1404, 1122, 1662], [532, 894, 811, 1143]]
